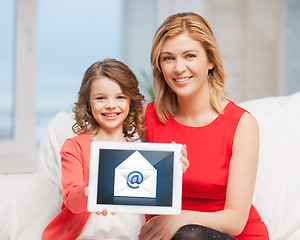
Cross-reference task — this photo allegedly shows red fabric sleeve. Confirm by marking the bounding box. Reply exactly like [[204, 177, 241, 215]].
[[60, 139, 88, 214]]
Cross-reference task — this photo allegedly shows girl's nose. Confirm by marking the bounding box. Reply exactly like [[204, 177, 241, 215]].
[[105, 100, 116, 109], [105, 105, 116, 110]]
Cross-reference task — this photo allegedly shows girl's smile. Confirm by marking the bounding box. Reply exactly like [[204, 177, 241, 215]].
[[101, 111, 121, 119]]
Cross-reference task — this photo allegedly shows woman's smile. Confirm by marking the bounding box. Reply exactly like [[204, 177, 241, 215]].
[[173, 76, 193, 85]]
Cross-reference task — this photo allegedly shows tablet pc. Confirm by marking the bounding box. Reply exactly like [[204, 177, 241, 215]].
[[88, 141, 183, 215]]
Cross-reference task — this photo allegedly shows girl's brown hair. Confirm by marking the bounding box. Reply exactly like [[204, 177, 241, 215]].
[[72, 59, 145, 139], [151, 12, 227, 123]]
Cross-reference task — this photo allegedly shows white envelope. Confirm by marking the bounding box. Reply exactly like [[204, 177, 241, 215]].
[[114, 151, 157, 198]]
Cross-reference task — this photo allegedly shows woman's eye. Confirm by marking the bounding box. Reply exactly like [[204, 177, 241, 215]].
[[163, 56, 173, 61], [186, 54, 196, 59]]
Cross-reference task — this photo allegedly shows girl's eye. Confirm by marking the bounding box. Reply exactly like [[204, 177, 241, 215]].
[[117, 95, 126, 99], [96, 96, 104, 100]]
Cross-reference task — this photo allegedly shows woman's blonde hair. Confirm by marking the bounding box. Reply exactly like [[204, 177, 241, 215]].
[[151, 12, 226, 123], [72, 59, 145, 139]]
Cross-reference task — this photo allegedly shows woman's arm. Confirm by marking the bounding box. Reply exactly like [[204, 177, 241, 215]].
[[139, 112, 259, 239], [222, 112, 259, 234]]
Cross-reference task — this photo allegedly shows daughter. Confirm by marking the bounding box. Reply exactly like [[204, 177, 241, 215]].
[[42, 59, 147, 239]]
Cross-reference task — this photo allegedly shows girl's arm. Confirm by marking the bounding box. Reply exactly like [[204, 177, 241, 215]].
[[60, 139, 88, 214], [139, 112, 259, 239]]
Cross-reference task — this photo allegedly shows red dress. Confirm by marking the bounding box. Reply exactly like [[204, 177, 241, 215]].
[[145, 101, 269, 240]]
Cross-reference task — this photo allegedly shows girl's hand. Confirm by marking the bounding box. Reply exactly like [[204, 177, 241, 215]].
[[138, 215, 183, 240], [84, 186, 90, 197], [172, 142, 190, 173], [84, 187, 116, 216]]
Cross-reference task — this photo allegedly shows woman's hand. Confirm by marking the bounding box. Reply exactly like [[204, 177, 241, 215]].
[[172, 142, 189, 173], [84, 187, 116, 216], [138, 215, 184, 240], [180, 144, 189, 173]]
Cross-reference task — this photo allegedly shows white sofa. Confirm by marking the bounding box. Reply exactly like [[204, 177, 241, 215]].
[[0, 92, 299, 240]]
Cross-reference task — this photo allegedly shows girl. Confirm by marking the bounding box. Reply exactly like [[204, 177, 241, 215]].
[[139, 12, 269, 240], [43, 59, 147, 239]]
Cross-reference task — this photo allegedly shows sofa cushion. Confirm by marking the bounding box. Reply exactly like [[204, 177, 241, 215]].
[[38, 111, 75, 188], [239, 91, 300, 240]]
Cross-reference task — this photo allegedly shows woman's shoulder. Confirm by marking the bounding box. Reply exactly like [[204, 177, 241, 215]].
[[225, 100, 247, 113], [144, 101, 155, 113], [144, 101, 157, 119], [222, 100, 250, 121], [225, 100, 258, 134], [238, 111, 258, 131]]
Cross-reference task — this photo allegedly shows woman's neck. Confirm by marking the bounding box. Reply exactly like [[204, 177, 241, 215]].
[[174, 91, 218, 127]]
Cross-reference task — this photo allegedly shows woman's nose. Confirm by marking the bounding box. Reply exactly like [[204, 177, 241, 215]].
[[173, 59, 186, 74]]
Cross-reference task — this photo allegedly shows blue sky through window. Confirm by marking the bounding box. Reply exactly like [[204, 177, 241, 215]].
[[0, 0, 15, 139], [36, 0, 124, 141]]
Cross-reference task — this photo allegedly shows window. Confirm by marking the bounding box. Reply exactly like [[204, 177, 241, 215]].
[[36, 0, 125, 141], [0, 0, 37, 173], [0, 0, 15, 139], [285, 0, 300, 94]]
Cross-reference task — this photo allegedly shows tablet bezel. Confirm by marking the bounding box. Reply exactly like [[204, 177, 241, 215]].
[[88, 141, 182, 215]]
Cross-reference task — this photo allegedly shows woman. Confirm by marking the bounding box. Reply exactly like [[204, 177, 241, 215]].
[[139, 12, 269, 240]]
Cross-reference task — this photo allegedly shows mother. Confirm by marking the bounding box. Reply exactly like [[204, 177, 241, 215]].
[[139, 12, 269, 240]]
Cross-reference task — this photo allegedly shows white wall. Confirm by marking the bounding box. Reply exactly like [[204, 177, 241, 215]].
[[205, 0, 285, 102]]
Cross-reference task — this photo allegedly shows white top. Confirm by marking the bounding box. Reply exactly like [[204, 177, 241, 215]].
[[77, 212, 145, 240]]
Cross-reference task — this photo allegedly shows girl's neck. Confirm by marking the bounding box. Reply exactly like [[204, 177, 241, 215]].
[[92, 128, 127, 142]]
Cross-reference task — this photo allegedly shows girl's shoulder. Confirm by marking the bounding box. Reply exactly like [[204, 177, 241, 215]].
[[68, 132, 92, 142], [62, 133, 93, 150]]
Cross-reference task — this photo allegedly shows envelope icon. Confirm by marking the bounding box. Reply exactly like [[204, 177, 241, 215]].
[[114, 151, 157, 198]]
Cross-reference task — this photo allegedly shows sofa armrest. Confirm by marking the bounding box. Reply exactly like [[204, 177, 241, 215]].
[[0, 173, 61, 240], [239, 92, 300, 240], [38, 111, 75, 188]]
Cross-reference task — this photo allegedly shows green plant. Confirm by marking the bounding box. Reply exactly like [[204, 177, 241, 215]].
[[139, 69, 155, 101]]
